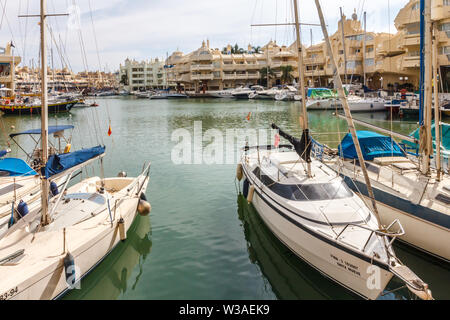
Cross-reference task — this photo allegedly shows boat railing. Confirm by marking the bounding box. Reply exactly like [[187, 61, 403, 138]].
[[336, 218, 405, 253]]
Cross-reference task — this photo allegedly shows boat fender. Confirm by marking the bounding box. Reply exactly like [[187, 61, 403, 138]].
[[243, 179, 249, 198], [236, 163, 243, 181], [118, 218, 126, 241], [17, 200, 29, 220], [117, 171, 127, 177], [64, 144, 71, 153], [138, 197, 151, 217], [50, 181, 59, 196], [64, 252, 76, 288], [247, 185, 255, 203]]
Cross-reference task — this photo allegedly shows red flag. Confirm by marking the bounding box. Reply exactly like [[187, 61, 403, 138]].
[[108, 124, 112, 136], [274, 133, 280, 148], [246, 112, 251, 121]]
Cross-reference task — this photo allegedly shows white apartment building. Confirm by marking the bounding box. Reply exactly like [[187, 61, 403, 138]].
[[119, 57, 171, 91]]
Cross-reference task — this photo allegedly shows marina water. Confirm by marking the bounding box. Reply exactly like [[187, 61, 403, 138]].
[[1, 97, 448, 300]]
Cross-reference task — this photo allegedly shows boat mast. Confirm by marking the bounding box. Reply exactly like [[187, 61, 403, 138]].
[[420, 0, 433, 175], [314, 0, 380, 220], [293, 0, 311, 178], [432, 24, 441, 181], [339, 7, 348, 85], [40, 0, 50, 225]]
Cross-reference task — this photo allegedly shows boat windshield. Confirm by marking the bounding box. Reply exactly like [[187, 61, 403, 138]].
[[253, 167, 353, 201]]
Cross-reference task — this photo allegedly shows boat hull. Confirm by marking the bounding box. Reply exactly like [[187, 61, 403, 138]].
[[0, 174, 149, 300], [0, 101, 76, 115], [339, 174, 450, 262], [242, 169, 393, 300]]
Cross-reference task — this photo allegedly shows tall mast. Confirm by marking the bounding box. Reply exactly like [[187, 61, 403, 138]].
[[314, 0, 380, 221], [420, 0, 433, 175], [339, 7, 348, 85], [432, 24, 441, 181], [40, 0, 50, 225], [293, 0, 311, 177], [310, 28, 314, 87], [363, 11, 366, 87]]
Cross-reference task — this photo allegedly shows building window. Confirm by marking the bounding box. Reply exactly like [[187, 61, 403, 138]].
[[444, 0, 450, 6], [346, 60, 362, 69], [365, 58, 375, 66], [412, 2, 419, 10], [440, 22, 450, 37], [366, 47, 374, 53], [440, 46, 450, 55]]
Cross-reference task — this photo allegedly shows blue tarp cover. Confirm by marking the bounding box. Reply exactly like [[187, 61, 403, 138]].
[[402, 122, 450, 154], [338, 131, 405, 161], [0, 158, 37, 176], [10, 125, 74, 138], [44, 145, 105, 178]]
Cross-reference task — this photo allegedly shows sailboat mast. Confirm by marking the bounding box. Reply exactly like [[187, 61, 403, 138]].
[[314, 0, 380, 220], [420, 0, 433, 175], [40, 0, 50, 225], [432, 24, 441, 181], [292, 0, 311, 177]]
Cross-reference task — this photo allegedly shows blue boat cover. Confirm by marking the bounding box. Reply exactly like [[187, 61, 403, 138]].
[[10, 125, 74, 138], [338, 131, 405, 161], [44, 145, 105, 178], [0, 150, 8, 158], [402, 122, 450, 153], [0, 158, 37, 176]]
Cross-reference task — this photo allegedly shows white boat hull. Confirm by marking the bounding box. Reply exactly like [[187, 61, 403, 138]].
[[348, 100, 385, 112], [249, 188, 393, 300], [0, 173, 149, 300]]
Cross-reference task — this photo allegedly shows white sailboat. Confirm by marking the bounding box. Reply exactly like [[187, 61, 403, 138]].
[[0, 0, 151, 300], [237, 0, 433, 300], [321, 0, 449, 263]]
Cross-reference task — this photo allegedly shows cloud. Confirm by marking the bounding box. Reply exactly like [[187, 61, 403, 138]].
[[0, 0, 410, 72]]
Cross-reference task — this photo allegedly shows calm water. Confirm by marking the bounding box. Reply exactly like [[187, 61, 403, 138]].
[[1, 97, 448, 300]]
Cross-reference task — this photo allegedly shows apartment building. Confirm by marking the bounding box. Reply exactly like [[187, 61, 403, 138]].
[[119, 58, 169, 91], [0, 42, 21, 92], [391, 0, 450, 91], [304, 11, 419, 91], [166, 40, 304, 92]]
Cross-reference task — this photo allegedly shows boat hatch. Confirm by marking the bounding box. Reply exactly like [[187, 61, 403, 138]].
[[64, 193, 106, 205], [0, 183, 23, 196], [253, 167, 353, 201], [435, 194, 450, 205]]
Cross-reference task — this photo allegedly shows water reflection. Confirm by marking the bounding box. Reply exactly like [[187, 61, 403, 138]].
[[237, 194, 356, 300], [63, 215, 152, 300]]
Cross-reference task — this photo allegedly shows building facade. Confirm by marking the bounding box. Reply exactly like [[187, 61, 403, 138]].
[[0, 42, 21, 93], [119, 58, 169, 92]]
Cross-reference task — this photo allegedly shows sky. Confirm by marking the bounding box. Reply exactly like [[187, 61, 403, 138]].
[[0, 0, 410, 72]]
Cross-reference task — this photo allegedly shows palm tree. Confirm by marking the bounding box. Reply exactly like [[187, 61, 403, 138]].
[[260, 67, 274, 87], [252, 46, 261, 54], [280, 65, 294, 85]]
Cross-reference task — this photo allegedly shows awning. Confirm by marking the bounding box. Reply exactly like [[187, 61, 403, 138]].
[[0, 158, 37, 176], [338, 131, 406, 161], [10, 125, 74, 138]]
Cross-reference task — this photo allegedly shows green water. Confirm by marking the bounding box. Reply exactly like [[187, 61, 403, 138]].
[[1, 98, 448, 300]]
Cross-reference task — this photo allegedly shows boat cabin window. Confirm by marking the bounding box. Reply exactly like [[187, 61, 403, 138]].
[[0, 183, 23, 196], [253, 167, 353, 201]]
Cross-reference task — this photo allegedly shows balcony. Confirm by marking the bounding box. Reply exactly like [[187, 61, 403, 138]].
[[304, 57, 325, 65], [222, 73, 236, 80], [271, 61, 298, 69], [304, 70, 325, 77], [235, 73, 248, 79], [191, 64, 214, 71], [222, 64, 235, 71], [247, 72, 260, 79], [402, 56, 420, 69], [191, 73, 214, 80]]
